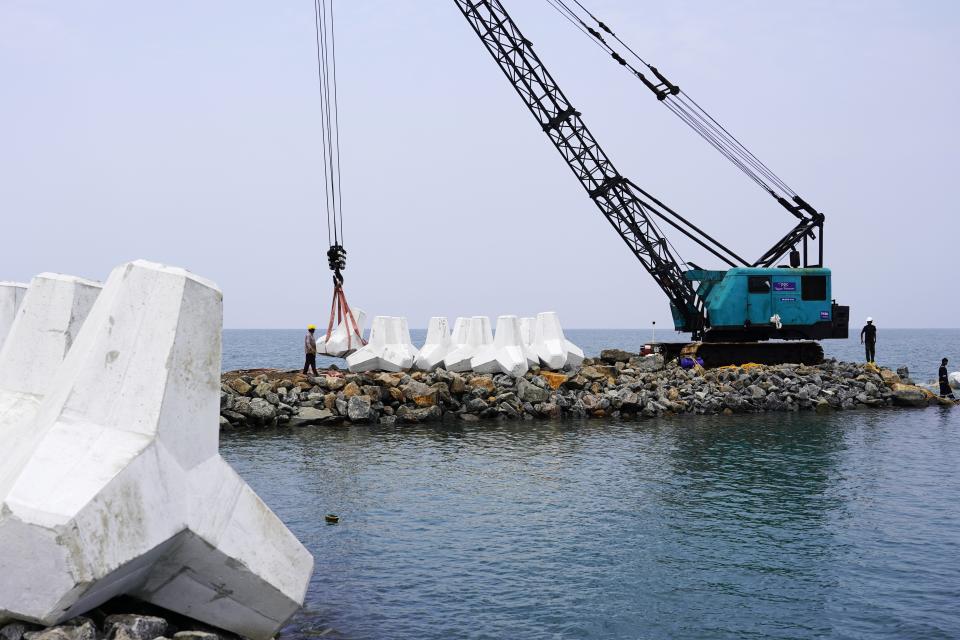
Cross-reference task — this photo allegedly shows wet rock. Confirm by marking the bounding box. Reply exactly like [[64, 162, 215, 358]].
[[347, 395, 373, 422], [397, 404, 443, 423], [891, 383, 932, 407], [516, 377, 550, 404], [465, 397, 488, 413], [288, 407, 335, 427]]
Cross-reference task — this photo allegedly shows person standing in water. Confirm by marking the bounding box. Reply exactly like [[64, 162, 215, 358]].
[[860, 317, 877, 363], [303, 324, 319, 376], [940, 358, 957, 400]]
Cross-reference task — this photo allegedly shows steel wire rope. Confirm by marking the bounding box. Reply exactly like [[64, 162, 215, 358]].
[[312, 0, 333, 245], [677, 92, 797, 197], [327, 0, 346, 246], [553, 0, 804, 203], [317, 0, 340, 245]]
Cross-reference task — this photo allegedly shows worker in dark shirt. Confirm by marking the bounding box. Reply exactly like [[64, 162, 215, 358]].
[[860, 317, 877, 363], [940, 358, 956, 400]]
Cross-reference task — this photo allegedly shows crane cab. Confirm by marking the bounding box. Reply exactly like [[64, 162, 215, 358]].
[[673, 268, 849, 342]]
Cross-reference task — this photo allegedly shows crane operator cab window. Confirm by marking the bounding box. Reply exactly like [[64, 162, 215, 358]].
[[748, 276, 771, 294], [801, 275, 827, 301]]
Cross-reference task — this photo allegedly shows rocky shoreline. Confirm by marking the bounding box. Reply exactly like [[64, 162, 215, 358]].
[[219, 350, 955, 430], [0, 607, 240, 640]]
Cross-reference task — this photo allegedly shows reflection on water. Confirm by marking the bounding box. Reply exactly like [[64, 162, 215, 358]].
[[221, 409, 960, 640]]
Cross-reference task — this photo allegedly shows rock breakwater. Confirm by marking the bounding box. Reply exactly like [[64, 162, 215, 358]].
[[219, 351, 954, 429]]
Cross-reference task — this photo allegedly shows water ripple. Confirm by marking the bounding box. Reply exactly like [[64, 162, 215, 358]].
[[222, 408, 960, 640]]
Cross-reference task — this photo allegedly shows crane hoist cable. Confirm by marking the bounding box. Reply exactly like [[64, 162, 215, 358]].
[[311, 0, 364, 350], [541, 0, 822, 225]]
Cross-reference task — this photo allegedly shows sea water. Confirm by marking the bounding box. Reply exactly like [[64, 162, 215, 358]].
[[220, 329, 959, 639]]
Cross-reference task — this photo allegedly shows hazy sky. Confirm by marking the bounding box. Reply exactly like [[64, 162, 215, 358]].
[[2, 1, 958, 330]]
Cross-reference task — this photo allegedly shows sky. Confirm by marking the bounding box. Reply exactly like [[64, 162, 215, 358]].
[[1, 0, 958, 330]]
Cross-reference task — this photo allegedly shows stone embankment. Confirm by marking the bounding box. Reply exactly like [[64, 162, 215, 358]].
[[219, 350, 954, 429], [0, 612, 237, 640]]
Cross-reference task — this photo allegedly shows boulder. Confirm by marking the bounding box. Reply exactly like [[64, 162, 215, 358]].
[[288, 406, 335, 427], [347, 395, 373, 422], [600, 348, 635, 364], [396, 404, 442, 423], [516, 377, 550, 404], [891, 383, 933, 407], [23, 621, 97, 640], [103, 615, 168, 640], [466, 376, 495, 394], [631, 354, 665, 373]]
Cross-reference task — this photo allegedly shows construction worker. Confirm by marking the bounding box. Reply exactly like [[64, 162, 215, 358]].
[[860, 317, 877, 363], [303, 325, 319, 376], [940, 358, 957, 400]]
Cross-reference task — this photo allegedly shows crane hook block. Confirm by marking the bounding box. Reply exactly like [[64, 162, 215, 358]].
[[327, 244, 347, 275]]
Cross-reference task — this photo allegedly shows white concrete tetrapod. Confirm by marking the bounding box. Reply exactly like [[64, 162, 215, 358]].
[[346, 316, 389, 372], [398, 317, 419, 363], [414, 317, 451, 371], [444, 316, 493, 373], [0, 282, 29, 352], [379, 317, 416, 371], [0, 261, 313, 640], [533, 311, 568, 370], [950, 371, 960, 390], [519, 316, 539, 367], [564, 338, 585, 370], [319, 307, 367, 357], [0, 274, 102, 495], [471, 315, 529, 377]]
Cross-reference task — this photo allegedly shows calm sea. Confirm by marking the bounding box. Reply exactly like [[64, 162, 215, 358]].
[[219, 329, 960, 639]]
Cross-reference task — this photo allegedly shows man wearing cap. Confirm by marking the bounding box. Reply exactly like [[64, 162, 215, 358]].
[[860, 317, 877, 363], [303, 324, 319, 376]]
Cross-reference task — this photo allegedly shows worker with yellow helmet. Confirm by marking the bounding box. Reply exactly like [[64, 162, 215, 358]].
[[303, 324, 319, 376]]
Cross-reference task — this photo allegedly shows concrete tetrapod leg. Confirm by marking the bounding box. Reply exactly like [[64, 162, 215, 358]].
[[0, 282, 29, 352], [519, 316, 539, 367], [379, 317, 417, 371], [346, 316, 388, 372], [414, 317, 451, 371], [319, 307, 367, 357], [444, 316, 493, 373], [471, 316, 529, 377], [564, 338, 585, 370], [0, 260, 313, 640], [533, 311, 569, 370], [0, 274, 102, 495]]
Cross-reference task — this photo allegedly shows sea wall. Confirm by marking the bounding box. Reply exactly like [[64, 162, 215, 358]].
[[219, 351, 953, 429]]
